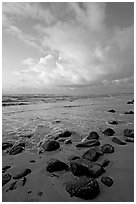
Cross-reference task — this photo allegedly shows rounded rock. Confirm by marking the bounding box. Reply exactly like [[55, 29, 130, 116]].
[[101, 144, 114, 153]]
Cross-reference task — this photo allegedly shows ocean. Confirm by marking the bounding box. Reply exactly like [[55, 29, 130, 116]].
[[2, 93, 134, 153]]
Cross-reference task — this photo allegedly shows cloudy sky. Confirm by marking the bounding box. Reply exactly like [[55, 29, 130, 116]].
[[2, 2, 134, 94]]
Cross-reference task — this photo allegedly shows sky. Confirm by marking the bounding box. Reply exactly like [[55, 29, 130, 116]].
[[2, 2, 134, 95]]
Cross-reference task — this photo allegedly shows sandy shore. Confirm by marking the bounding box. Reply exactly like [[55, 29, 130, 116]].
[[2, 134, 134, 202]]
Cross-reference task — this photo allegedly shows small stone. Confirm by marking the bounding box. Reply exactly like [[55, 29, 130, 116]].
[[101, 176, 113, 187], [101, 144, 114, 153], [65, 139, 72, 144], [76, 140, 100, 148], [65, 177, 99, 199], [38, 192, 43, 196], [123, 129, 134, 138], [108, 109, 116, 113], [2, 174, 11, 186], [108, 120, 118, 125], [82, 147, 101, 162], [41, 139, 60, 151], [101, 159, 110, 168], [2, 142, 13, 150], [58, 131, 72, 138], [30, 160, 36, 163], [102, 128, 115, 136], [7, 181, 17, 191], [46, 158, 69, 172], [13, 168, 31, 179], [125, 137, 134, 142], [28, 190, 32, 193], [86, 131, 99, 140], [8, 146, 24, 155], [112, 137, 126, 145]]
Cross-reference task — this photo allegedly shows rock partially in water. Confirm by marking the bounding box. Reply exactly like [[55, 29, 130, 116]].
[[108, 109, 116, 113], [86, 131, 99, 140], [82, 147, 102, 162], [124, 111, 134, 114], [2, 174, 11, 186], [58, 130, 72, 138], [2, 142, 13, 150], [101, 159, 110, 168], [76, 140, 100, 148], [65, 177, 99, 199], [65, 139, 72, 144], [123, 129, 134, 138], [125, 137, 134, 142], [108, 120, 118, 125], [112, 137, 126, 145], [46, 158, 69, 172], [101, 176, 113, 187], [13, 168, 31, 179], [101, 144, 114, 153], [41, 139, 60, 151], [102, 128, 115, 136], [8, 146, 24, 155]]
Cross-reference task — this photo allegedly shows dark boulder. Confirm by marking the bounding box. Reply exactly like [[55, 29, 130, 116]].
[[2, 142, 13, 150], [46, 158, 69, 172], [8, 146, 24, 155], [65, 177, 99, 199], [101, 176, 113, 187], [76, 140, 100, 148], [70, 158, 104, 178], [112, 137, 126, 145], [108, 120, 118, 125], [65, 139, 72, 144], [123, 129, 134, 138], [124, 111, 134, 114], [108, 109, 116, 113], [58, 131, 72, 138], [102, 128, 115, 136], [42, 139, 60, 151], [101, 144, 114, 153], [13, 168, 31, 179], [101, 159, 110, 168], [2, 174, 11, 186], [87, 131, 99, 140], [82, 147, 102, 162]]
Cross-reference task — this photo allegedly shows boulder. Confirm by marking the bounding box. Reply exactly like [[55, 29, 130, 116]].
[[125, 137, 134, 142], [108, 120, 118, 125], [124, 111, 134, 114], [2, 142, 13, 150], [82, 147, 102, 162], [112, 137, 126, 145], [65, 139, 72, 144], [101, 144, 114, 153], [102, 128, 115, 136], [101, 176, 113, 187], [65, 177, 99, 199], [123, 129, 134, 138], [2, 174, 11, 186], [58, 131, 72, 138], [108, 109, 116, 113], [41, 139, 60, 151], [46, 158, 69, 172], [101, 159, 110, 168], [86, 131, 99, 140], [70, 158, 104, 178], [76, 140, 100, 148], [8, 146, 24, 155], [13, 168, 31, 179]]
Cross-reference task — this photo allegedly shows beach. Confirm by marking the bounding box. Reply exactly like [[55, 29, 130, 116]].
[[2, 93, 134, 202]]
